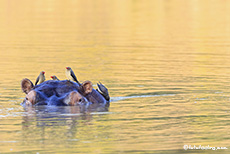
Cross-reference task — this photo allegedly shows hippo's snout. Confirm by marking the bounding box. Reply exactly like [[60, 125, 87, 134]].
[[63, 91, 90, 106]]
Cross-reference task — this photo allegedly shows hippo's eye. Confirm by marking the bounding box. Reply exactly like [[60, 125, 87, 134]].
[[79, 98, 82, 102], [26, 97, 28, 100]]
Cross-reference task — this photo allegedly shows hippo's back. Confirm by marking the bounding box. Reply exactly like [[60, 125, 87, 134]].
[[34, 80, 79, 97]]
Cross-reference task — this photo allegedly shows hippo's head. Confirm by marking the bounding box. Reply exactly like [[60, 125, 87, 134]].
[[21, 78, 93, 107]]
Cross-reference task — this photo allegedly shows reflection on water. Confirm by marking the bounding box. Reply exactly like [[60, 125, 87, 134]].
[[0, 0, 230, 153], [21, 106, 93, 141]]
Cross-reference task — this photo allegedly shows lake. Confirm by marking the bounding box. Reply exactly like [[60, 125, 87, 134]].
[[0, 0, 229, 153]]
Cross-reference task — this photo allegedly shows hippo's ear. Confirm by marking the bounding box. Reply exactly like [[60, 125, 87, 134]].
[[21, 78, 34, 94], [81, 80, 93, 95]]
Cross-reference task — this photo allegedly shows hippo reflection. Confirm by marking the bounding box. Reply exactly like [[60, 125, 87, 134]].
[[21, 78, 110, 111]]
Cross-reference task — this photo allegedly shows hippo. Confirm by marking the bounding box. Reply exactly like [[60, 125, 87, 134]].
[[21, 78, 110, 111]]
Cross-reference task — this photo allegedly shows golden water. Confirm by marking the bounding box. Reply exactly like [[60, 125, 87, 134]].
[[0, 0, 229, 153]]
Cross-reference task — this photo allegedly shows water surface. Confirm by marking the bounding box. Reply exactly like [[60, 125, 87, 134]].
[[0, 0, 229, 153]]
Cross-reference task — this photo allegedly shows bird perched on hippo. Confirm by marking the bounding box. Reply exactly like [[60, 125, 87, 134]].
[[65, 67, 81, 85], [51, 75, 59, 81], [21, 67, 110, 111], [35, 71, 45, 85]]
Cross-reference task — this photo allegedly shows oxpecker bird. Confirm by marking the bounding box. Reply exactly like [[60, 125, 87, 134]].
[[51, 75, 59, 81], [35, 71, 45, 86], [97, 82, 110, 101], [66, 67, 81, 85]]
